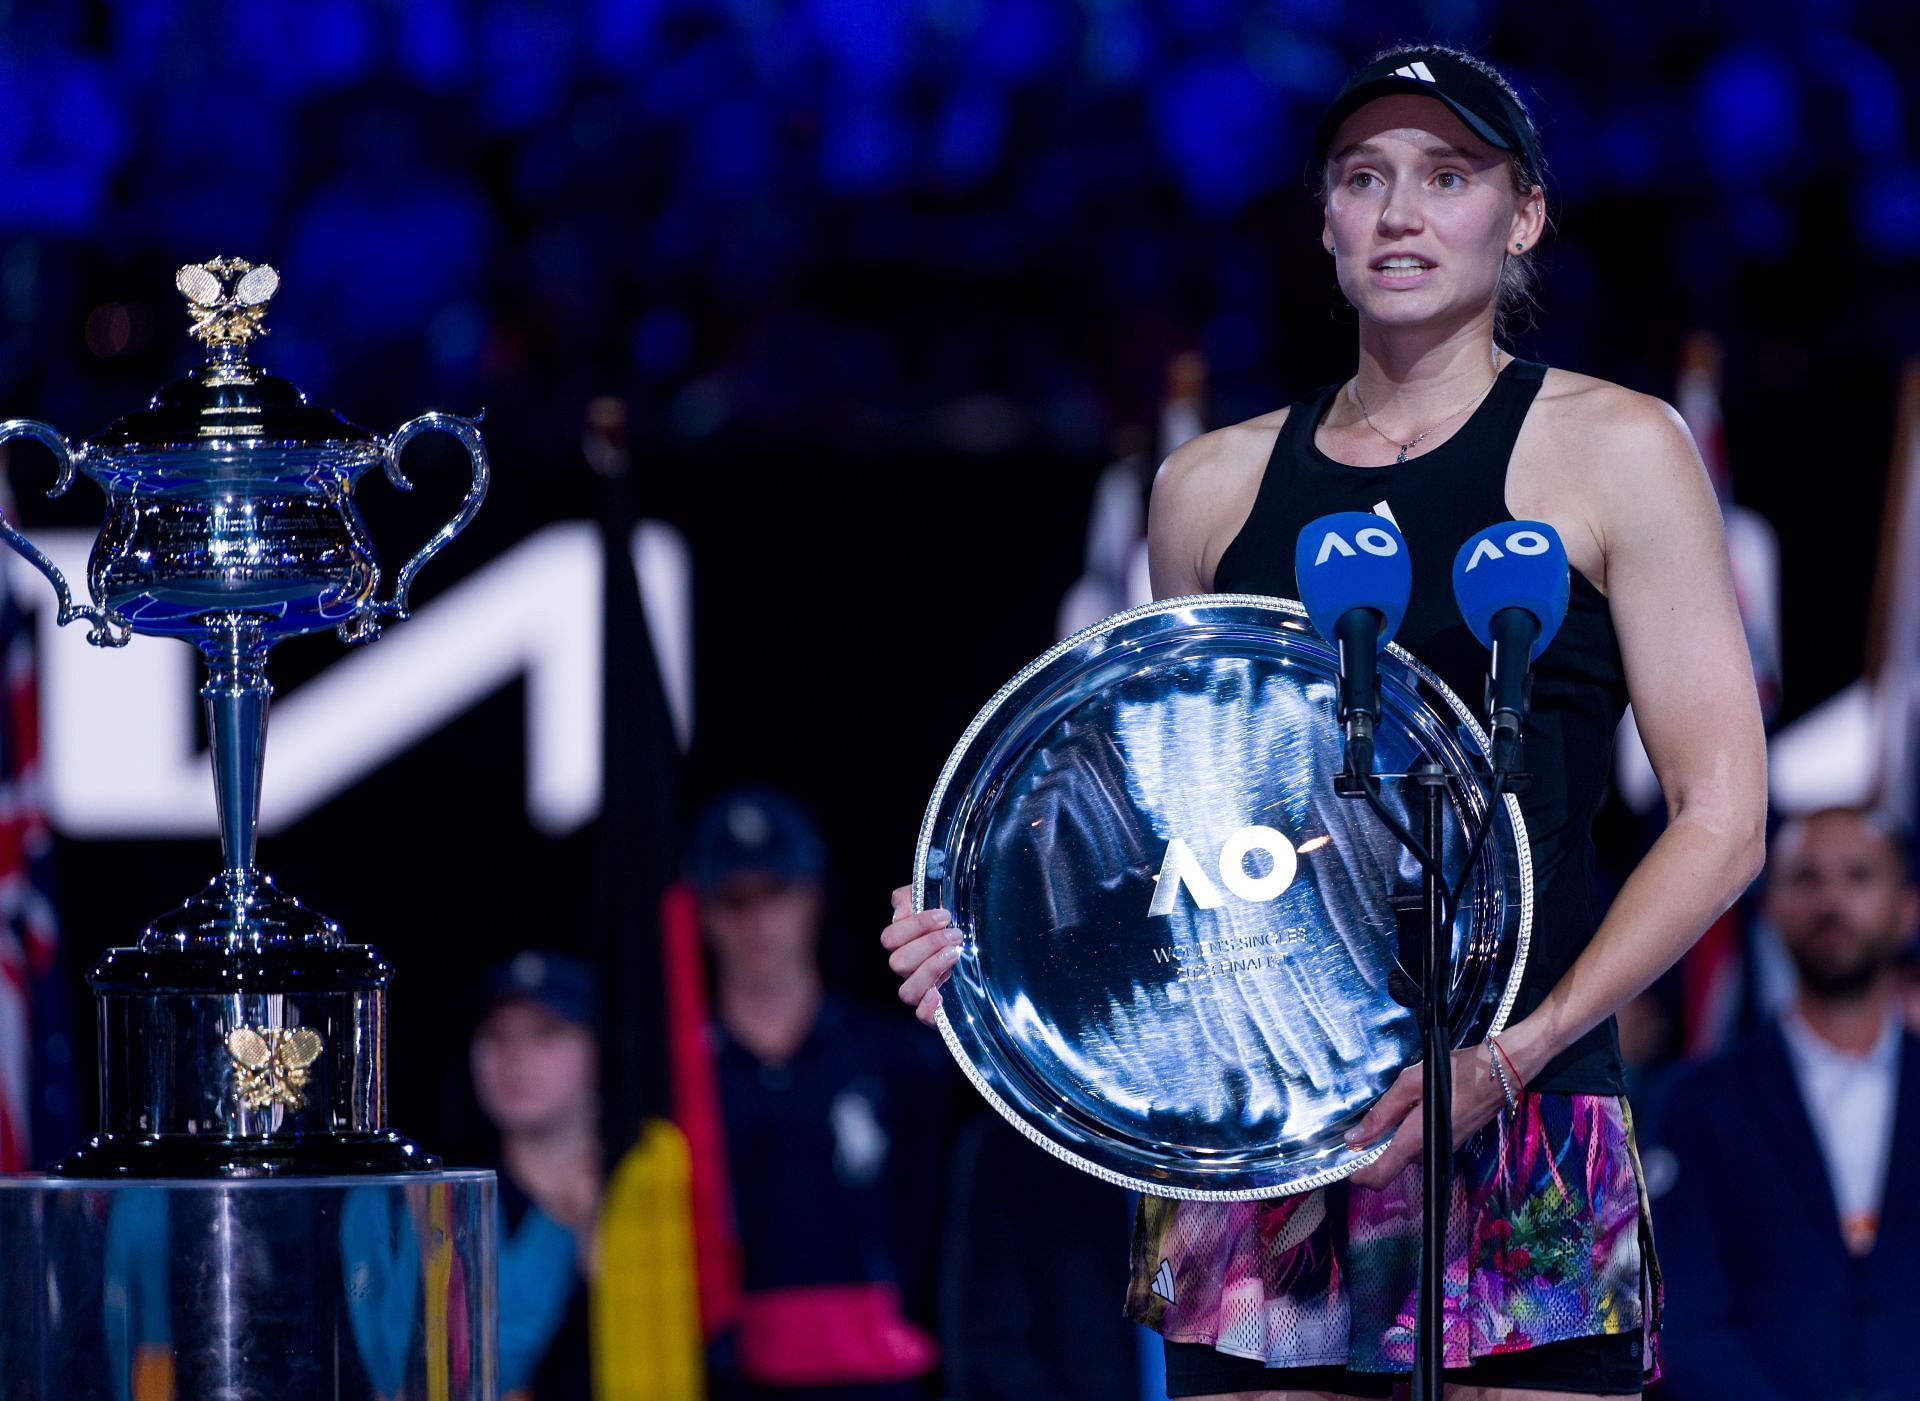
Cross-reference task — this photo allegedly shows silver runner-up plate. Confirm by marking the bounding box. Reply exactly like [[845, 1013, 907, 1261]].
[[914, 595, 1532, 1201]]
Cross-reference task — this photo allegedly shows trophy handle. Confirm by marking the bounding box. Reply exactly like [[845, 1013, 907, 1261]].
[[0, 420, 131, 647], [339, 410, 489, 644]]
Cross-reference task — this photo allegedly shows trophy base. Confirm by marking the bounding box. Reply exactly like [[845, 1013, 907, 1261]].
[[51, 1129, 439, 1178], [140, 869, 340, 949], [88, 942, 410, 1163]]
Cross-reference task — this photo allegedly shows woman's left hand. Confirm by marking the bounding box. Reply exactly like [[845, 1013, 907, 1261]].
[[1344, 1044, 1508, 1190]]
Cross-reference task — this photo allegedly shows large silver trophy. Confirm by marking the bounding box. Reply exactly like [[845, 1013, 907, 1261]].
[[0, 257, 487, 1176], [0, 260, 498, 1401], [916, 595, 1532, 1199]]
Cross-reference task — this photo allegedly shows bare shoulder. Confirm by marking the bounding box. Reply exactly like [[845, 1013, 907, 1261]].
[[1148, 407, 1290, 596], [1511, 369, 1715, 593], [1153, 406, 1290, 500], [1531, 368, 1703, 488]]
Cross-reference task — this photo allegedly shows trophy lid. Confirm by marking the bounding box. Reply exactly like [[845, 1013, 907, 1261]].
[[90, 258, 378, 452]]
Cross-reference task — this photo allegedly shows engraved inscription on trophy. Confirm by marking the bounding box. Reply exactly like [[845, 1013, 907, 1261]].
[[1149, 928, 1310, 983]]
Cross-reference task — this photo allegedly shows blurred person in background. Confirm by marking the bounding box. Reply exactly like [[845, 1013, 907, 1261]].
[[1652, 807, 1920, 1400], [692, 787, 950, 1400], [471, 951, 601, 1401], [1614, 985, 1682, 1119], [1897, 944, 1920, 1035]]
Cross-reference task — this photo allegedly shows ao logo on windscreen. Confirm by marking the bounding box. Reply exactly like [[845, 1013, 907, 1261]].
[[1460, 528, 1553, 570], [1147, 826, 1299, 915], [1311, 522, 1401, 565]]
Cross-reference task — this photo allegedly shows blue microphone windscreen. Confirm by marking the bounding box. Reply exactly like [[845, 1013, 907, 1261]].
[[1451, 521, 1571, 658], [1294, 512, 1412, 647]]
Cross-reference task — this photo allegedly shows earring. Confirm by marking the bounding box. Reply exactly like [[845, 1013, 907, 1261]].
[[1514, 241, 1525, 250], [1329, 243, 1338, 255]]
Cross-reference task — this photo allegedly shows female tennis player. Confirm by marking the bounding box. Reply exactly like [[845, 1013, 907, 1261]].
[[883, 44, 1766, 1399]]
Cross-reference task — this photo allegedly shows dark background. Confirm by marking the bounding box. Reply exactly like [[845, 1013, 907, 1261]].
[[2, 0, 1916, 1138]]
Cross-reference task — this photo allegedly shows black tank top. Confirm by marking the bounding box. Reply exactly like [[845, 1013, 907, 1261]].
[[1214, 358, 1628, 1094]]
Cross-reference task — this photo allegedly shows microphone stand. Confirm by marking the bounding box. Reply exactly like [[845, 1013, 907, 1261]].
[[1336, 738, 1518, 1401]]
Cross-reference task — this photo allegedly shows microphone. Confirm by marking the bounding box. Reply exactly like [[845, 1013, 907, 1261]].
[[1451, 521, 1571, 778], [1294, 512, 1412, 785]]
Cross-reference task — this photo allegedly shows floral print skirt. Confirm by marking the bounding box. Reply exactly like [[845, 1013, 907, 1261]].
[[1126, 1094, 1661, 1379]]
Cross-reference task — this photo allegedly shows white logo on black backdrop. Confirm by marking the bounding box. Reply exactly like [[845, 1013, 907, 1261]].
[[13, 524, 692, 837]]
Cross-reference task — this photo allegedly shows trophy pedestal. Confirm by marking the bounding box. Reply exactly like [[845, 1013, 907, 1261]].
[[0, 1171, 498, 1400], [54, 941, 440, 1179]]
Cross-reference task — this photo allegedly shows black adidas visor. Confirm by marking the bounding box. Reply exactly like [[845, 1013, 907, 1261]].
[[1313, 50, 1540, 177]]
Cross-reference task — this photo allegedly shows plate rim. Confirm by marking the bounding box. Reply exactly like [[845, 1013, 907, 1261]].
[[914, 591, 1534, 1201]]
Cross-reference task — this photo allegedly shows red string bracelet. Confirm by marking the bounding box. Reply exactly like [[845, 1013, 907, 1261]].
[[1489, 1035, 1526, 1103]]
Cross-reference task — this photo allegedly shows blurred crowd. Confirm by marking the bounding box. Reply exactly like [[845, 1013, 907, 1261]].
[[455, 780, 1171, 1400], [7, 1, 1917, 464]]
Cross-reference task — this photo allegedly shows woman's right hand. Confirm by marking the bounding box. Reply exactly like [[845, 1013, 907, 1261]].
[[881, 885, 963, 1026]]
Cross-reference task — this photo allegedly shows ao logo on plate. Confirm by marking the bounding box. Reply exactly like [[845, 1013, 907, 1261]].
[[1147, 826, 1299, 915]]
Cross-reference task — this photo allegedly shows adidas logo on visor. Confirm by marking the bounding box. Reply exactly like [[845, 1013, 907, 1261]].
[[1393, 61, 1437, 82]]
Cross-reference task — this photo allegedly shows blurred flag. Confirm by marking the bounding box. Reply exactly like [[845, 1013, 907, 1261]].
[[0, 546, 77, 1171], [1056, 351, 1208, 637], [659, 879, 740, 1336], [1679, 331, 1782, 719], [583, 400, 729, 1399], [1868, 359, 1920, 829], [1679, 333, 1776, 1054], [1768, 360, 1920, 825]]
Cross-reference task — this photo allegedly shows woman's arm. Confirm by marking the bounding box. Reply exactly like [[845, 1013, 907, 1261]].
[[1498, 392, 1768, 1084], [1349, 390, 1767, 1181]]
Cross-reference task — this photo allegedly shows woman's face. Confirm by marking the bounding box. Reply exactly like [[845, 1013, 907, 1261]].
[[471, 1000, 597, 1137], [1320, 94, 1541, 333]]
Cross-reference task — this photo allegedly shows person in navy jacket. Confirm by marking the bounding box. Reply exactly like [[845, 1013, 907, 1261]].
[[1651, 806, 1920, 1401]]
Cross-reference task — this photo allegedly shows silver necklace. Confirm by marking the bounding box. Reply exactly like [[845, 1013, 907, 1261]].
[[1348, 354, 1504, 465]]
